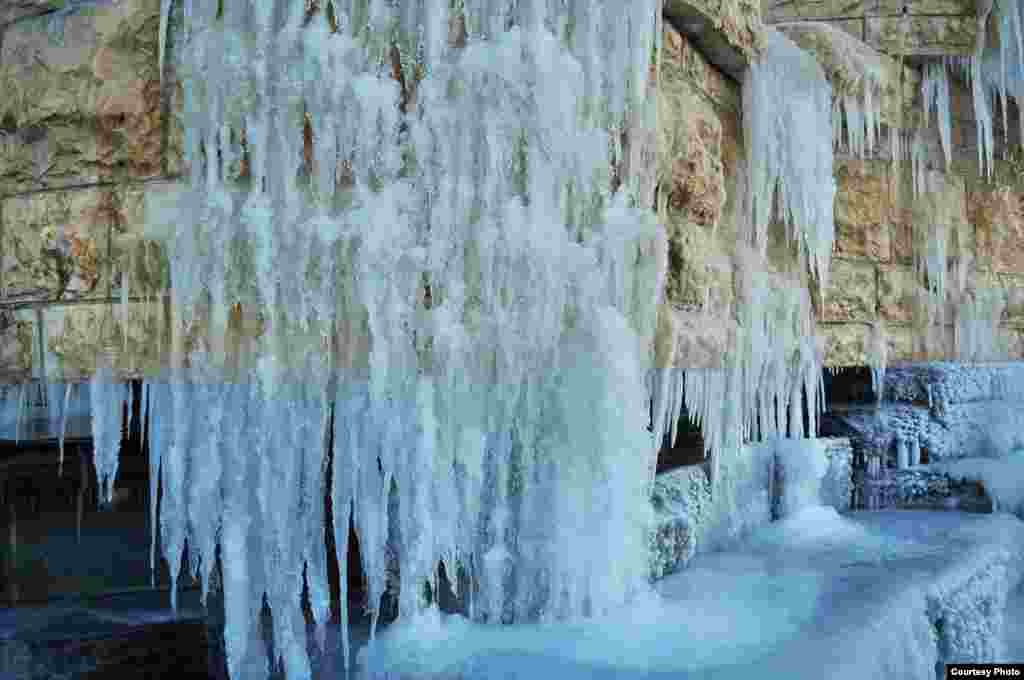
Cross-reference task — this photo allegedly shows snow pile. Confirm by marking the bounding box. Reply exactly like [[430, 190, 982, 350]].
[[141, 1, 664, 679]]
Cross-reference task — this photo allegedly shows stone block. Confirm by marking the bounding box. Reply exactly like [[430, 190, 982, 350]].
[[664, 0, 762, 74], [764, 0, 870, 22], [822, 258, 877, 322], [877, 264, 919, 323], [2, 187, 113, 302], [39, 300, 168, 381], [821, 322, 869, 366], [866, 15, 977, 55], [834, 159, 893, 261], [0, 310, 34, 380], [0, 0, 164, 195], [970, 188, 1024, 274]]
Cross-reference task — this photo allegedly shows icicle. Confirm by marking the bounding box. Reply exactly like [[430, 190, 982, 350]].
[[868, 320, 887, 405], [153, 0, 665, 677], [744, 28, 836, 291], [59, 382, 73, 476], [125, 382, 133, 439], [89, 365, 123, 506], [911, 128, 928, 197], [159, 0, 173, 87], [971, 54, 996, 179], [14, 382, 27, 445], [921, 61, 953, 169]]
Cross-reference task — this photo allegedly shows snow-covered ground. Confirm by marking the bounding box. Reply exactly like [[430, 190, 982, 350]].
[[360, 509, 1024, 679]]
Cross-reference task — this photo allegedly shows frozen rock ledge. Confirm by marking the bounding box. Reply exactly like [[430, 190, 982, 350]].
[[361, 509, 1024, 680]]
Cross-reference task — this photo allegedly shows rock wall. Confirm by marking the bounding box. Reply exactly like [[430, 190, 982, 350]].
[[0, 0, 174, 383], [764, 0, 978, 56], [662, 1, 1024, 370]]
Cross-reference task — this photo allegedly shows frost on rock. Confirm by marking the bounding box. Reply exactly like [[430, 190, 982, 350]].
[[89, 367, 124, 507], [144, 0, 665, 677]]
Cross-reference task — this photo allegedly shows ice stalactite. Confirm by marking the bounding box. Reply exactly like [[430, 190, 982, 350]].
[[59, 382, 73, 476], [867, 320, 888, 403], [89, 367, 124, 506], [745, 28, 836, 291], [652, 28, 832, 489], [837, 84, 882, 159], [13, 382, 27, 444], [914, 173, 949, 303], [922, 61, 953, 169], [144, 0, 664, 678]]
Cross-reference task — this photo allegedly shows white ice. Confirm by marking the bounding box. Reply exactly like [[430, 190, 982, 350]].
[[146, 2, 664, 678], [360, 509, 1024, 679]]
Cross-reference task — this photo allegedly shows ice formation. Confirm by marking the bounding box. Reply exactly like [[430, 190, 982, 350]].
[[921, 61, 953, 169], [89, 366, 124, 506], [652, 28, 833, 487], [867, 320, 887, 403], [914, 174, 949, 302], [744, 29, 836, 290], [955, 287, 1008, 361], [140, 1, 665, 678]]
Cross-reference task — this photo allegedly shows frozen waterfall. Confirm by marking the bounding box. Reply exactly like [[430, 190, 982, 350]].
[[141, 1, 665, 678]]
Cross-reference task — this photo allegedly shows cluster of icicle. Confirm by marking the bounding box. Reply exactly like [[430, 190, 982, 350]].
[[912, 2, 1024, 181], [744, 28, 836, 291], [143, 0, 665, 679], [651, 29, 831, 485]]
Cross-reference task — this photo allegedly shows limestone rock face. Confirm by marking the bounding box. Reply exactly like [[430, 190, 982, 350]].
[[665, 0, 763, 61], [834, 161, 893, 262], [0, 0, 164, 195], [766, 0, 978, 56], [658, 22, 741, 367], [971, 188, 1024, 275]]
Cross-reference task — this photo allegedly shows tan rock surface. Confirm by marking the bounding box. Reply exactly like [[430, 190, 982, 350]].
[[822, 259, 877, 322], [834, 160, 893, 261], [0, 0, 164, 195]]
